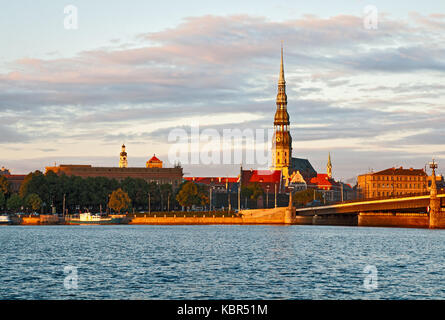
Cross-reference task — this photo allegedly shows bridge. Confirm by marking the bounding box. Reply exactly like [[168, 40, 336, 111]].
[[296, 193, 444, 215], [292, 193, 445, 229]]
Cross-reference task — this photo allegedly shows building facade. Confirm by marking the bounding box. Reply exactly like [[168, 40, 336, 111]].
[[357, 167, 428, 199], [119, 144, 128, 168], [46, 152, 183, 190], [46, 164, 183, 189], [1, 167, 25, 192], [146, 154, 163, 168]]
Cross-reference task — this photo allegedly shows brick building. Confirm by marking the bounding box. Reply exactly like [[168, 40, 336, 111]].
[[357, 167, 428, 199], [1, 167, 26, 192], [45, 164, 183, 190]]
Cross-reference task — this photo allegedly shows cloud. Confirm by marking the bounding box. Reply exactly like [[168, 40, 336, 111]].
[[1, 13, 445, 178]]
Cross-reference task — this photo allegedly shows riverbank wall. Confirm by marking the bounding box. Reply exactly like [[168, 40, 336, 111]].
[[357, 212, 429, 228], [129, 207, 289, 225], [10, 208, 445, 229]]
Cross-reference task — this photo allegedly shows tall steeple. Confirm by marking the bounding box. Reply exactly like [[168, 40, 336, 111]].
[[279, 41, 285, 87], [327, 153, 332, 179], [272, 42, 292, 180], [275, 42, 289, 121], [119, 144, 128, 168]]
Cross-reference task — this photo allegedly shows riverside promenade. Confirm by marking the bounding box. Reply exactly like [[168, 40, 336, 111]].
[[14, 207, 293, 226]]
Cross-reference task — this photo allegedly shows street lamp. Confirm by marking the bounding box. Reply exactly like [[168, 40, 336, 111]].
[[167, 192, 170, 212], [209, 186, 212, 212], [274, 184, 277, 208], [148, 192, 151, 214]]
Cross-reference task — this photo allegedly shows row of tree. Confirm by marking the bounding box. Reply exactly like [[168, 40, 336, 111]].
[[1, 171, 177, 213], [0, 172, 324, 213]]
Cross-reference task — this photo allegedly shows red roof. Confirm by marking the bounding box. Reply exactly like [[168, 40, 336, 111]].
[[148, 154, 161, 162], [242, 170, 282, 184], [309, 174, 336, 188], [184, 177, 238, 185], [373, 167, 426, 176]]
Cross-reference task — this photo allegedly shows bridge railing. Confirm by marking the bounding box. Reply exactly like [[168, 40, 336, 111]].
[[323, 190, 445, 207]]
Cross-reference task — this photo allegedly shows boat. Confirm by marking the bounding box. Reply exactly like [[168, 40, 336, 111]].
[[0, 215, 11, 225], [66, 212, 127, 225]]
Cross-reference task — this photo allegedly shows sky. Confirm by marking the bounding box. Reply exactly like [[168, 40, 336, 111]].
[[1, 0, 445, 182]]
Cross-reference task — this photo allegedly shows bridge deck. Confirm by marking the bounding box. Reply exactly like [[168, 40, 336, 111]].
[[295, 194, 444, 216]]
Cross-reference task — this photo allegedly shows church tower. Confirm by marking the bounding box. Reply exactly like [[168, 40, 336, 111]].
[[119, 144, 128, 168], [271, 43, 292, 180], [327, 153, 332, 179]]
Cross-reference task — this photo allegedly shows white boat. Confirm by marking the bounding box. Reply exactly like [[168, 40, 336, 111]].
[[0, 215, 11, 225], [66, 212, 125, 225]]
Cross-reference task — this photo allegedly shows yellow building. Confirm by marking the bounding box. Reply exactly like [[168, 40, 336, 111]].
[[357, 167, 428, 199], [146, 154, 163, 168], [119, 144, 128, 168]]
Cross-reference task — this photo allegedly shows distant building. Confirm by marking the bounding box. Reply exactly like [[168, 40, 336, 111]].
[[46, 150, 182, 190], [184, 176, 239, 193], [146, 154, 163, 168], [308, 173, 338, 202], [0, 166, 11, 175], [288, 171, 307, 192], [119, 144, 128, 168], [240, 169, 283, 194], [0, 167, 25, 192], [46, 164, 183, 189], [357, 167, 428, 199], [428, 174, 445, 189]]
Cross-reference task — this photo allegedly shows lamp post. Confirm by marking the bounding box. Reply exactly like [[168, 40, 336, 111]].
[[209, 186, 212, 212], [167, 192, 170, 212], [238, 183, 241, 212], [226, 179, 231, 212], [62, 193, 66, 217], [148, 193, 151, 214], [274, 184, 277, 208]]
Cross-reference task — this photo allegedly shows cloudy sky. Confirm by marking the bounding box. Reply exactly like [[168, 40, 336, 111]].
[[1, 0, 445, 182]]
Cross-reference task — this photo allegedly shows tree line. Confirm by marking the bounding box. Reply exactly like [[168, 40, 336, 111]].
[[0, 172, 325, 213], [1, 171, 176, 214]]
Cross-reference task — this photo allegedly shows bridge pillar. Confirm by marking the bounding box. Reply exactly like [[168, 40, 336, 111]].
[[284, 190, 295, 224], [428, 160, 444, 229], [284, 207, 295, 224], [429, 198, 442, 228]]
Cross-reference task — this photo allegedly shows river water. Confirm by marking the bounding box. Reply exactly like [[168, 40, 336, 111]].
[[0, 225, 443, 299]]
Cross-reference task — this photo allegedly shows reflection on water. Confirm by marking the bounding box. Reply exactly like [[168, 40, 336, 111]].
[[0, 225, 444, 299]]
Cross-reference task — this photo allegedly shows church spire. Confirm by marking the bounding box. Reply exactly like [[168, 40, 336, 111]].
[[279, 41, 285, 86], [272, 42, 292, 180], [327, 152, 332, 179], [274, 42, 289, 125]]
